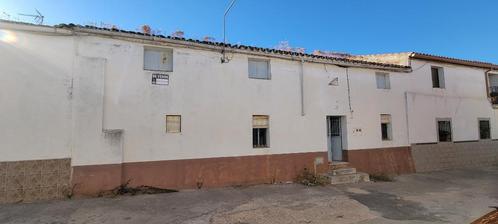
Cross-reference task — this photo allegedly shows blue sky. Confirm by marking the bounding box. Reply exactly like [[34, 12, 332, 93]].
[[2, 0, 497, 63]]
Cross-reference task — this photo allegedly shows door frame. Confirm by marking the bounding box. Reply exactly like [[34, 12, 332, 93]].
[[327, 116, 345, 162]]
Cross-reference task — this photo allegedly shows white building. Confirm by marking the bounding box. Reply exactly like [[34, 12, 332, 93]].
[[1, 20, 497, 200]]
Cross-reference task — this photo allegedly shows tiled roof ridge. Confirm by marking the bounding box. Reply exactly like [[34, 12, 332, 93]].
[[50, 23, 410, 69], [355, 51, 498, 69], [3, 20, 496, 70], [411, 52, 498, 68]]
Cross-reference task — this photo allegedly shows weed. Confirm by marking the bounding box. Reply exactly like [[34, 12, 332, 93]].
[[370, 173, 394, 182], [296, 168, 329, 186]]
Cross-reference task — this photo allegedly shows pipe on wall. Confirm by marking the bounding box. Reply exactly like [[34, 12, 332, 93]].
[[300, 57, 305, 116], [345, 67, 353, 115]]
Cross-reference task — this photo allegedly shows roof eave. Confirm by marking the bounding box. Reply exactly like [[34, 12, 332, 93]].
[[0, 20, 410, 72], [410, 53, 498, 70], [68, 26, 411, 72]]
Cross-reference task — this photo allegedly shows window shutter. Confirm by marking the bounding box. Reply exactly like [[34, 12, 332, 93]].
[[431, 67, 439, 87], [249, 59, 270, 79], [376, 73, 390, 89], [166, 115, 181, 133], [438, 69, 445, 88], [376, 73, 385, 89], [253, 115, 269, 128], [144, 48, 173, 71], [380, 114, 391, 124]]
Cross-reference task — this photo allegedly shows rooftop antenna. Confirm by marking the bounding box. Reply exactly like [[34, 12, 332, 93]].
[[221, 0, 237, 63], [18, 9, 44, 25], [2, 11, 11, 20]]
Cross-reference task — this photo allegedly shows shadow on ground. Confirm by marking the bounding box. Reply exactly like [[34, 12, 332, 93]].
[[347, 190, 443, 222]]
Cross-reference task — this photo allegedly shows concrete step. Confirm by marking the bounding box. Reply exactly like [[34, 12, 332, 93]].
[[330, 167, 356, 176], [322, 172, 370, 185], [329, 162, 350, 170]]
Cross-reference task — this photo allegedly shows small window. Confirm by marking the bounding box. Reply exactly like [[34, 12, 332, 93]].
[[431, 67, 445, 88], [253, 115, 269, 148], [376, 72, 390, 89], [144, 47, 173, 72], [437, 119, 452, 142], [380, 114, 392, 141], [166, 115, 181, 133], [479, 119, 491, 140], [248, 58, 270, 79]]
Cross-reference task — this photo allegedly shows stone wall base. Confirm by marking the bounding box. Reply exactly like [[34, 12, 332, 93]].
[[411, 141, 498, 172], [0, 158, 71, 204]]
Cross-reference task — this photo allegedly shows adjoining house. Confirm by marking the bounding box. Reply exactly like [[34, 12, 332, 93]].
[[1, 20, 498, 202]]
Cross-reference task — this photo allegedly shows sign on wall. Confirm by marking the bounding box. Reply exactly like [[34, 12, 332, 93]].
[[152, 73, 169, 85]]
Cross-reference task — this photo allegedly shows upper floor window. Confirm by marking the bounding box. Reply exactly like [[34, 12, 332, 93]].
[[144, 47, 173, 72], [437, 118, 452, 142], [376, 72, 390, 89], [479, 119, 491, 140], [488, 73, 498, 103], [248, 58, 270, 79], [431, 66, 445, 88]]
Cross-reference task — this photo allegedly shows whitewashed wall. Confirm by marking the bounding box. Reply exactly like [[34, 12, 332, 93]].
[[345, 68, 410, 150], [1, 28, 495, 166], [0, 29, 74, 161], [75, 36, 352, 164], [405, 60, 496, 143]]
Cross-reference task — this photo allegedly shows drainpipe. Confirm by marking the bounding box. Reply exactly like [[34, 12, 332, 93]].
[[404, 92, 411, 144], [300, 57, 305, 116], [345, 67, 353, 115], [485, 68, 493, 98]]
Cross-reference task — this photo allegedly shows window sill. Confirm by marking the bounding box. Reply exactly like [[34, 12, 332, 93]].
[[144, 69, 173, 72], [253, 146, 270, 149], [249, 77, 271, 80]]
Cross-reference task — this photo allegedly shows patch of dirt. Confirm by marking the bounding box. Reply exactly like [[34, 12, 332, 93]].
[[210, 195, 377, 224]]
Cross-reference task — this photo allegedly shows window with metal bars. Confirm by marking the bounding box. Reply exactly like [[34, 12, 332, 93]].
[[328, 117, 341, 137], [252, 115, 269, 148], [437, 119, 452, 142], [479, 119, 491, 140]]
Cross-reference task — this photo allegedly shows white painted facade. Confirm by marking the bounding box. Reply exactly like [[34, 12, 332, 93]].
[[1, 22, 497, 167]]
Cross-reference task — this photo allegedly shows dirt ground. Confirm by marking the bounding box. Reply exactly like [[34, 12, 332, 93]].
[[1, 166, 497, 224]]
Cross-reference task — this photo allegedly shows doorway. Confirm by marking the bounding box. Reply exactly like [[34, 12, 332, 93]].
[[327, 116, 344, 161]]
